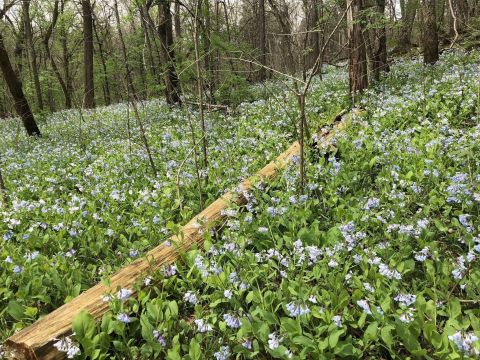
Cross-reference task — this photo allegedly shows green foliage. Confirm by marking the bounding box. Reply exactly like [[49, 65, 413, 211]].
[[1, 50, 480, 359]]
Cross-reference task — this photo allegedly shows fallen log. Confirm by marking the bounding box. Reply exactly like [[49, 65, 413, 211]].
[[185, 101, 231, 112], [4, 110, 354, 360]]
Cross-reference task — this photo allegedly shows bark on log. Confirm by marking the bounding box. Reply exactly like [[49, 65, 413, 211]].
[[4, 112, 353, 359]]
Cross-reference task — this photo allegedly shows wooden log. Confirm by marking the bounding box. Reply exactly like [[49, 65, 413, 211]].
[[4, 111, 353, 360]]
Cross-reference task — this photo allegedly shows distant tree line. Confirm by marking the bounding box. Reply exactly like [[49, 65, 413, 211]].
[[0, 0, 479, 136]]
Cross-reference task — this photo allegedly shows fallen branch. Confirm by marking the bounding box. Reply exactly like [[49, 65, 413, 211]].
[[185, 101, 230, 112]]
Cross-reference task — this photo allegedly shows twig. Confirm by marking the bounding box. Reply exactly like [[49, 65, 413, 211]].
[[448, 0, 459, 48], [0, 165, 9, 207], [222, 57, 306, 87]]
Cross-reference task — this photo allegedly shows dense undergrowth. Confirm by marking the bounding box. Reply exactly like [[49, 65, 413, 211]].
[[1, 50, 480, 359], [0, 67, 346, 344]]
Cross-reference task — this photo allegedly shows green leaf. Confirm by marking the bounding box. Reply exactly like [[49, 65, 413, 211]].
[[395, 321, 421, 353], [167, 301, 178, 318], [434, 220, 448, 232], [189, 339, 201, 360], [140, 314, 154, 341], [167, 348, 182, 360], [7, 301, 26, 321], [364, 321, 378, 340], [292, 336, 314, 348], [334, 342, 357, 356], [449, 298, 461, 319], [380, 325, 395, 347], [246, 291, 254, 304], [328, 329, 343, 348], [73, 310, 96, 340]]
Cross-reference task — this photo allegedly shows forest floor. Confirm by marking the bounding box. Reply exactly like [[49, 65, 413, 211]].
[[1, 50, 480, 359]]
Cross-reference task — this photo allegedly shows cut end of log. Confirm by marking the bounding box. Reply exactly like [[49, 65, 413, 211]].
[[4, 339, 39, 360]]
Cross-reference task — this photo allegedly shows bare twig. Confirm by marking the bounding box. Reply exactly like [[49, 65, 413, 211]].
[[194, 0, 209, 184], [448, 0, 459, 48], [222, 57, 306, 87], [0, 166, 9, 207]]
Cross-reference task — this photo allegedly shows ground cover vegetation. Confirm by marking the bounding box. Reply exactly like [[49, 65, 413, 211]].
[[2, 50, 480, 359]]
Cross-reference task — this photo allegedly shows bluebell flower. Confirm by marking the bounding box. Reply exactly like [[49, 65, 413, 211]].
[[286, 302, 310, 317], [117, 313, 131, 323], [394, 294, 417, 307], [184, 291, 198, 305], [194, 319, 213, 332], [448, 331, 479, 356], [117, 288, 132, 302], [53, 336, 81, 359], [3, 230, 14, 241], [129, 249, 139, 258], [241, 339, 253, 349], [268, 333, 282, 350], [357, 299, 371, 314], [223, 314, 241, 329], [332, 315, 342, 327], [153, 330, 166, 346], [364, 197, 380, 211], [214, 346, 230, 360]]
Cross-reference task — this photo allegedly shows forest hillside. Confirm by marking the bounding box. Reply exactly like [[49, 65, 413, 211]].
[[1, 0, 480, 359]]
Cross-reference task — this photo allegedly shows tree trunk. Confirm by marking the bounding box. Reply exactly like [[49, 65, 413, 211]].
[[43, 0, 72, 108], [304, 0, 321, 72], [174, 0, 181, 39], [452, 0, 468, 33], [82, 0, 95, 108], [113, 0, 158, 177], [93, 16, 111, 106], [13, 16, 25, 78], [347, 0, 369, 99], [422, 0, 439, 64], [199, 0, 214, 102], [23, 0, 44, 111], [194, 0, 208, 183], [258, 0, 267, 81], [372, 0, 389, 81], [60, 0, 73, 108], [139, 4, 158, 82], [0, 32, 41, 136], [267, 0, 296, 73], [397, 0, 419, 52], [158, 1, 182, 105]]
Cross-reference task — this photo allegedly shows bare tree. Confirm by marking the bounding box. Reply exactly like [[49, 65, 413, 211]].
[[23, 0, 44, 110], [174, 0, 181, 38], [0, 29, 41, 136], [43, 0, 73, 108], [347, 0, 368, 99], [258, 0, 267, 81], [92, 12, 112, 105], [158, 0, 182, 105], [371, 0, 389, 81], [422, 0, 439, 64], [397, 0, 419, 52], [303, 0, 321, 72], [113, 0, 158, 176], [82, 0, 95, 108], [194, 0, 208, 183]]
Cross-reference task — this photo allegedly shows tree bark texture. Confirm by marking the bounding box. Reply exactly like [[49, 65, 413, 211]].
[[0, 32, 41, 136], [347, 0, 369, 98], [422, 0, 439, 64], [82, 0, 95, 108]]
